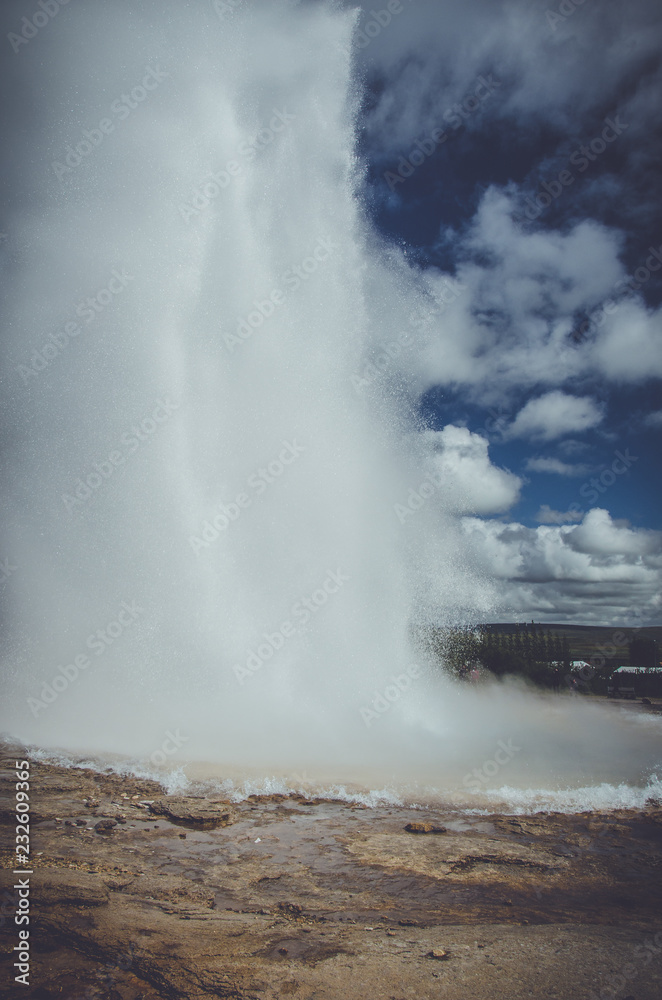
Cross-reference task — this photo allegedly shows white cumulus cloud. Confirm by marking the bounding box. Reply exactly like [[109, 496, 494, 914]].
[[402, 188, 661, 402], [422, 425, 522, 515], [536, 505, 584, 524], [460, 508, 662, 624], [506, 392, 604, 441], [590, 302, 662, 381], [526, 457, 592, 476]]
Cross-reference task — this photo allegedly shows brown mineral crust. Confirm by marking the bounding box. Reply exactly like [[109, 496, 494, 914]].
[[2, 743, 662, 1000], [33, 868, 111, 908]]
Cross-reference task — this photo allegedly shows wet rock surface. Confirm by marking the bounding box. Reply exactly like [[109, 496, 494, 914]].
[[34, 868, 111, 909], [1, 746, 661, 999], [404, 821, 447, 834], [148, 795, 236, 829]]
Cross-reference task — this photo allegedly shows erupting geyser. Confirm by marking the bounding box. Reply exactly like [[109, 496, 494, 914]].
[[1, 0, 660, 811]]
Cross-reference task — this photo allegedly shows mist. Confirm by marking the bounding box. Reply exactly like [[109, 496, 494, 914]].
[[1, 0, 660, 811]]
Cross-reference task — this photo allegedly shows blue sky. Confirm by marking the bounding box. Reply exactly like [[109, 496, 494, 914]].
[[351, 0, 662, 623]]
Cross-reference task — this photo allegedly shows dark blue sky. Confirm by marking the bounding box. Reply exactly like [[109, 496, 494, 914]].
[[348, 0, 662, 623], [357, 4, 662, 536]]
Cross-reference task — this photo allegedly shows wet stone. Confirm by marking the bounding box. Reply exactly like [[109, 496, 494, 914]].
[[405, 822, 447, 834], [94, 818, 117, 833], [148, 795, 236, 829]]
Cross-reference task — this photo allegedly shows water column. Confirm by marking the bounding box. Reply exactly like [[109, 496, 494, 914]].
[[1, 0, 419, 765]]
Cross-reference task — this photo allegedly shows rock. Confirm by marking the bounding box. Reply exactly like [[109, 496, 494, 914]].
[[148, 796, 236, 830], [37, 869, 109, 908], [426, 949, 451, 961], [94, 819, 117, 834], [84, 798, 100, 808], [404, 822, 447, 834], [398, 918, 418, 926]]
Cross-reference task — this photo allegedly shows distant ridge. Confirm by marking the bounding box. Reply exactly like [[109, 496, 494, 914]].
[[479, 622, 662, 664]]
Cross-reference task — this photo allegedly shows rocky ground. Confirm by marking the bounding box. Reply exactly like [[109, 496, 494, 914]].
[[1, 742, 661, 1000]]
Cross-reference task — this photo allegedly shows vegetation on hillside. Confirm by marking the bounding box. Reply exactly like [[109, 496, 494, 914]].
[[424, 622, 660, 694]]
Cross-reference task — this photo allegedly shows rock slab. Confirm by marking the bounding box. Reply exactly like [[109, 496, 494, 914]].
[[148, 795, 236, 829]]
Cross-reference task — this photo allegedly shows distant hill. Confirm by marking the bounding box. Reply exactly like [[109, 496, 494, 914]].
[[480, 622, 662, 666]]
